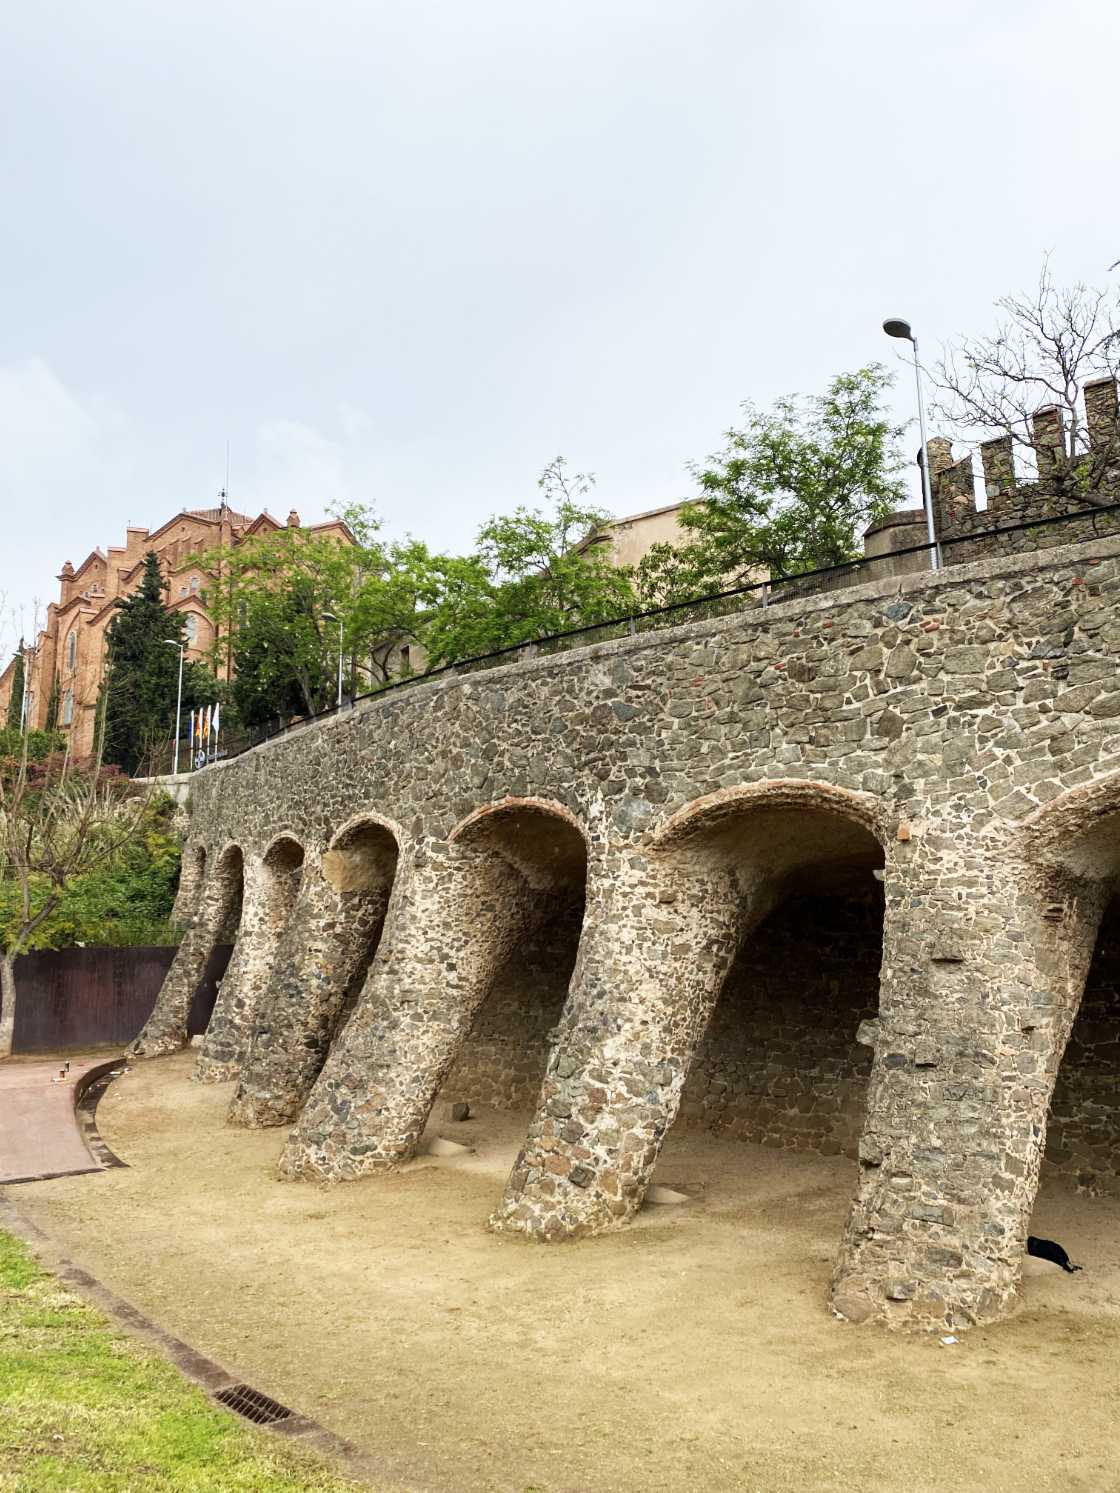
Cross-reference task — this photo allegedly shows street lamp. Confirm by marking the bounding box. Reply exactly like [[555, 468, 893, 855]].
[[163, 639, 185, 774], [321, 612, 344, 711], [883, 317, 942, 570]]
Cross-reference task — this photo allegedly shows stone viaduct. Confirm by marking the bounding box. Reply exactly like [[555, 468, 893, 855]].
[[133, 525, 1120, 1335]]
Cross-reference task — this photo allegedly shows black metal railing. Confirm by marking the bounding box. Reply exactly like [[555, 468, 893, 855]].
[[171, 498, 1120, 773]]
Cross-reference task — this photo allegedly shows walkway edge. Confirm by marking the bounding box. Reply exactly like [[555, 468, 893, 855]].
[[0, 1194, 439, 1492]]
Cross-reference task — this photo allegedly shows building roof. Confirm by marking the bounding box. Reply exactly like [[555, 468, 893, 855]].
[[187, 506, 254, 525]]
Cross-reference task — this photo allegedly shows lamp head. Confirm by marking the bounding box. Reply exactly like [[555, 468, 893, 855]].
[[163, 639, 182, 648], [883, 318, 914, 341]]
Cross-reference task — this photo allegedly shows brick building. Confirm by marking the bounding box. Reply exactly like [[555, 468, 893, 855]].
[[0, 501, 352, 759]]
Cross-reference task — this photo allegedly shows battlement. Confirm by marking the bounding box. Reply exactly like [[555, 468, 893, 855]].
[[928, 374, 1120, 542]]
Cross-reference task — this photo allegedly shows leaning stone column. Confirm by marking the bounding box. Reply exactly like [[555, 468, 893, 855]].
[[830, 858, 1107, 1333], [490, 851, 745, 1239], [279, 845, 538, 1180], [130, 847, 243, 1058], [195, 846, 303, 1084], [226, 845, 393, 1128]]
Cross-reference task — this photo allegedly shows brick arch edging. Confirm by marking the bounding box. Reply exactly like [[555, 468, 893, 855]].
[[259, 827, 308, 863], [448, 795, 588, 846], [648, 778, 892, 851], [327, 807, 407, 852], [1021, 768, 1120, 882]]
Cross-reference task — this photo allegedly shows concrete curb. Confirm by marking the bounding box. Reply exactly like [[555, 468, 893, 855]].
[[0, 1192, 433, 1490]]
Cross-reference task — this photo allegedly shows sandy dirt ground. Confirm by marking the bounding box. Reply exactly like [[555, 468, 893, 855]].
[[8, 1051, 1120, 1493]]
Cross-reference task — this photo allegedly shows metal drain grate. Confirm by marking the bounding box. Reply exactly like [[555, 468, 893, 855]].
[[214, 1383, 294, 1426]]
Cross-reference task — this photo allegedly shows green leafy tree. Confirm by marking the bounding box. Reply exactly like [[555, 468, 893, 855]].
[[0, 728, 65, 763], [0, 733, 156, 1057], [205, 505, 447, 723], [422, 459, 637, 665], [5, 646, 24, 730], [0, 795, 181, 954], [638, 366, 908, 603]]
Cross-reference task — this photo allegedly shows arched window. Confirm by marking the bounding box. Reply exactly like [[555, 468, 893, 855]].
[[190, 575, 200, 593], [62, 689, 73, 726], [66, 630, 77, 672], [184, 614, 198, 644]]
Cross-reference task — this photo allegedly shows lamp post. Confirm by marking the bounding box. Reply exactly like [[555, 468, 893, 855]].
[[322, 612, 344, 710], [164, 639, 185, 774], [883, 317, 941, 570]]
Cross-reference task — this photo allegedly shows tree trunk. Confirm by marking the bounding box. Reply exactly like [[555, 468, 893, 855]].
[[0, 953, 17, 1060]]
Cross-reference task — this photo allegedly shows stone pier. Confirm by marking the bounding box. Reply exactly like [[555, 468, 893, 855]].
[[131, 844, 243, 1058], [281, 801, 586, 1179], [227, 820, 399, 1128], [195, 835, 304, 1083]]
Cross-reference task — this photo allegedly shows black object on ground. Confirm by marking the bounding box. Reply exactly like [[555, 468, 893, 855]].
[[1027, 1235, 1083, 1273]]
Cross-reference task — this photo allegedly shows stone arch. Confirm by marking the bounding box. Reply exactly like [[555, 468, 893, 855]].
[[651, 779, 887, 854], [262, 830, 307, 871], [131, 841, 245, 1058], [209, 842, 246, 932], [195, 831, 307, 1083], [324, 810, 403, 896], [1024, 772, 1120, 884], [652, 782, 887, 1163], [448, 796, 587, 888], [441, 799, 589, 1122], [228, 813, 402, 1128], [281, 798, 589, 1181], [174, 841, 209, 922], [492, 780, 888, 1240], [1019, 774, 1120, 1194]]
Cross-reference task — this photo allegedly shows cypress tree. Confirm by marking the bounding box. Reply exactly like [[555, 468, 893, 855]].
[[102, 553, 187, 775], [6, 644, 25, 730], [44, 672, 60, 732]]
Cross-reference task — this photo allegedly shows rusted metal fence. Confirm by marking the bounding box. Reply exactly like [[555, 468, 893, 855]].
[[10, 944, 232, 1054]]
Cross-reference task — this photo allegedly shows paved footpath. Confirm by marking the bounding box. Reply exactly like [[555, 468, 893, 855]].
[[0, 1056, 121, 1184]]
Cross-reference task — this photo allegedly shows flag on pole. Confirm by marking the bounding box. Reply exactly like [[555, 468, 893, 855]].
[[188, 708, 194, 757], [211, 702, 220, 761], [203, 704, 211, 743]]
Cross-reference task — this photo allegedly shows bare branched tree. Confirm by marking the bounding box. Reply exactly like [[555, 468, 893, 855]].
[[0, 721, 156, 1058], [931, 258, 1120, 502]]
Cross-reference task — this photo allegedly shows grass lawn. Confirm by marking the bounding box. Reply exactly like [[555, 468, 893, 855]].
[[0, 1229, 364, 1492]]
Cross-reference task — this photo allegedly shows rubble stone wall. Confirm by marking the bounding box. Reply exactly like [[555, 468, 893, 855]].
[[139, 530, 1120, 1332], [1046, 897, 1120, 1189], [447, 890, 882, 1163]]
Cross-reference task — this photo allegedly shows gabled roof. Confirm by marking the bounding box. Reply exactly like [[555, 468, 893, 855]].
[[238, 512, 282, 538], [64, 548, 108, 581]]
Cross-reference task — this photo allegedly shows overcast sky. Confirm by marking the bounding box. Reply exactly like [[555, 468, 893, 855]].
[[2, 0, 1117, 650]]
